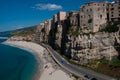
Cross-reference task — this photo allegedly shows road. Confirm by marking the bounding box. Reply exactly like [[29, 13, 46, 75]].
[[42, 44, 116, 80]]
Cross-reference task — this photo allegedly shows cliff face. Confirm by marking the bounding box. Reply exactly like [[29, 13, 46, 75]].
[[66, 32, 119, 63], [34, 10, 120, 64], [35, 21, 120, 64]]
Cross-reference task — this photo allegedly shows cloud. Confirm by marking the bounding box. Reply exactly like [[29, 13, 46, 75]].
[[32, 3, 62, 11], [111, 1, 115, 4]]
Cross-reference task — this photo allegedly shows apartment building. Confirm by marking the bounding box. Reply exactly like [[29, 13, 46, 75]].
[[79, 2, 107, 32], [107, 0, 120, 22]]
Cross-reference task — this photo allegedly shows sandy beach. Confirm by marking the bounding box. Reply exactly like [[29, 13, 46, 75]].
[[3, 41, 74, 80]]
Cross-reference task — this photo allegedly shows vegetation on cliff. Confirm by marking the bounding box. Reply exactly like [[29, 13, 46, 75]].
[[68, 26, 80, 36], [100, 22, 119, 33], [12, 25, 37, 36]]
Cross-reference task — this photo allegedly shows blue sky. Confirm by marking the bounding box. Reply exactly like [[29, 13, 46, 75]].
[[0, 0, 113, 32]]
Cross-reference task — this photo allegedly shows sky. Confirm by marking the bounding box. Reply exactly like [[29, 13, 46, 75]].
[[0, 0, 113, 32]]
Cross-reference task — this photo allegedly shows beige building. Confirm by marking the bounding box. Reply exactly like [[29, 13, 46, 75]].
[[67, 11, 79, 26], [35, 23, 45, 43], [53, 14, 57, 23], [44, 19, 52, 36], [107, 0, 120, 22], [57, 11, 66, 25], [55, 11, 67, 47], [42, 19, 52, 42], [79, 2, 107, 32]]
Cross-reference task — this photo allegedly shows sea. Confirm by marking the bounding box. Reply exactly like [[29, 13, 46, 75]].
[[0, 34, 37, 80]]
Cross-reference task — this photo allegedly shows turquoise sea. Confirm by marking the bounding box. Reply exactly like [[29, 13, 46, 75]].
[[0, 39, 37, 80]]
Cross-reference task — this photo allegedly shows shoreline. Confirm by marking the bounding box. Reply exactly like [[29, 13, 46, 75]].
[[3, 41, 45, 80], [3, 41, 74, 80]]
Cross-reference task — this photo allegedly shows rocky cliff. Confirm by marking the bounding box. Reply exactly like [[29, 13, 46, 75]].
[[34, 21, 120, 64], [66, 32, 119, 63]]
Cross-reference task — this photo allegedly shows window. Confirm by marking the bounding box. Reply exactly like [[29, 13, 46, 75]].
[[88, 18, 92, 23], [83, 24, 86, 26], [111, 15, 114, 17], [88, 3, 90, 6], [100, 15, 102, 19], [87, 9, 88, 12], [107, 8, 109, 11], [111, 8, 114, 10], [88, 15, 91, 18], [98, 8, 100, 11], [103, 9, 105, 12], [90, 8, 92, 11], [84, 16, 85, 18]]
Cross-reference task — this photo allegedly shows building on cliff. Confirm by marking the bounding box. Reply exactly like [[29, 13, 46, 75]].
[[79, 2, 107, 32], [35, 0, 120, 63], [67, 11, 80, 26], [35, 19, 52, 43], [44, 19, 52, 42], [107, 0, 120, 22], [55, 11, 67, 48]]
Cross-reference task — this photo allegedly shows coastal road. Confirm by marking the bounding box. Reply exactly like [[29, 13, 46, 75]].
[[42, 44, 116, 80]]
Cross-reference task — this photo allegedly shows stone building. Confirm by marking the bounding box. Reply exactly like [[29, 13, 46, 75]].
[[35, 23, 45, 43], [107, 0, 120, 22], [53, 14, 58, 23], [55, 11, 67, 47], [35, 0, 120, 64], [67, 11, 79, 26], [57, 11, 66, 25], [44, 19, 52, 42], [44, 20, 52, 36], [79, 2, 107, 32], [35, 19, 52, 43]]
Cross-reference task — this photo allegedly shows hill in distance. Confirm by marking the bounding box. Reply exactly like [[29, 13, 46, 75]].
[[0, 25, 37, 37]]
